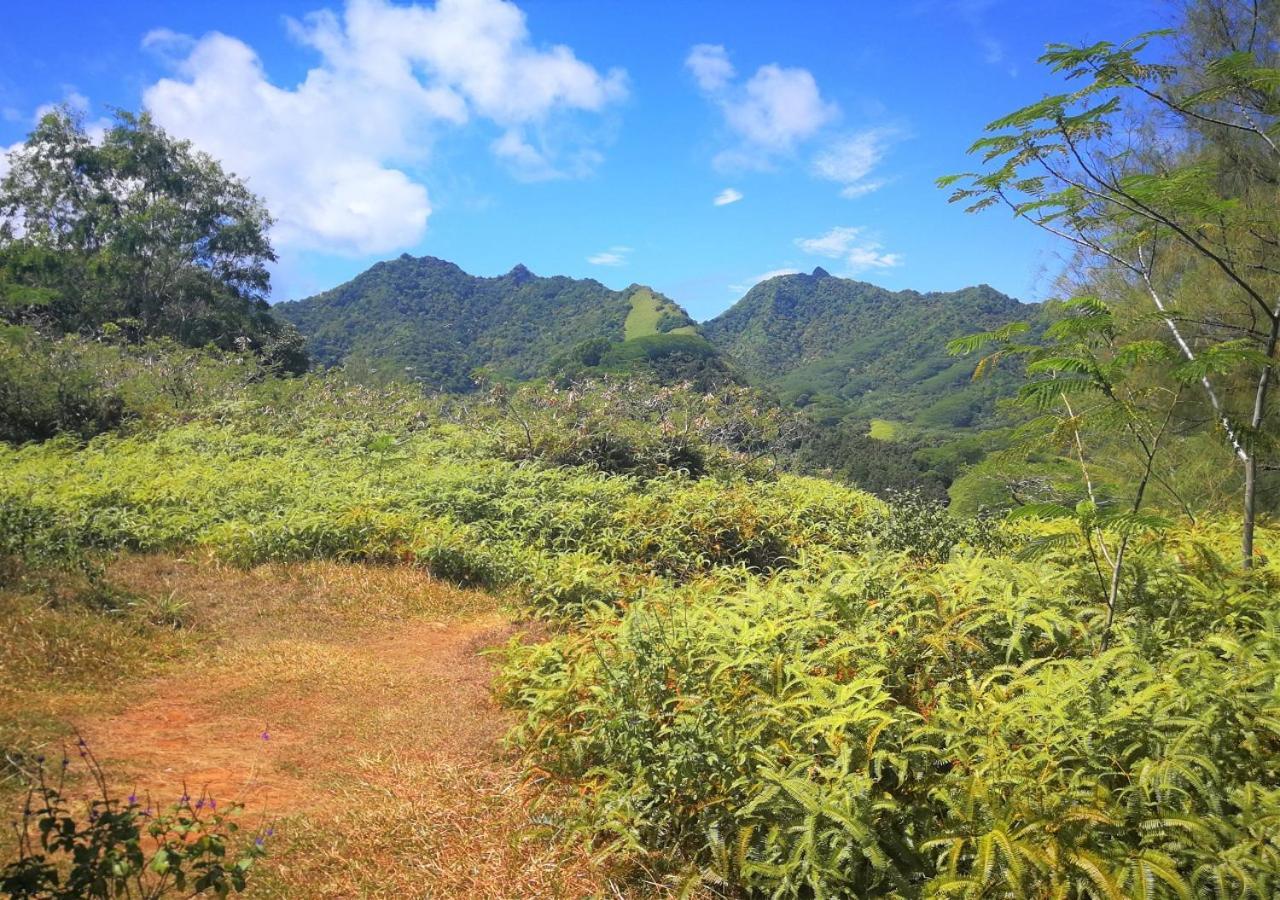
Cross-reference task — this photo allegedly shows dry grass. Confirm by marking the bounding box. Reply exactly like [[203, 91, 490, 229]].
[[1, 555, 613, 897]]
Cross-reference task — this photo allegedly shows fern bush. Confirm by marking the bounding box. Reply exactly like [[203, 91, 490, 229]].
[[3, 375, 1278, 897], [500, 535, 1280, 897]]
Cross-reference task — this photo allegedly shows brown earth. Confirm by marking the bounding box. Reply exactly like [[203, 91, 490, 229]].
[[43, 557, 608, 898]]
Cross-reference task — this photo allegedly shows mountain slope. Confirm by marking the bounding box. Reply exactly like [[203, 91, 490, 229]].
[[274, 255, 704, 392], [703, 268, 1038, 429]]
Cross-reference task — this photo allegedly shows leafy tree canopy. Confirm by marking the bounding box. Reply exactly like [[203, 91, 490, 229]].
[[0, 107, 303, 370]]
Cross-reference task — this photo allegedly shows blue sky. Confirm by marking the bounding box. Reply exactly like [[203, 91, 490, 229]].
[[1, 0, 1165, 319]]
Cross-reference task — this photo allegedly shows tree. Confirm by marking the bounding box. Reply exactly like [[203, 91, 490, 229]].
[[941, 1, 1280, 566], [0, 107, 303, 370], [951, 298, 1187, 645]]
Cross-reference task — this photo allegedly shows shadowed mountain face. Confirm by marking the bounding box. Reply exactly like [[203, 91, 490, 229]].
[[274, 255, 701, 392], [701, 269, 1038, 428]]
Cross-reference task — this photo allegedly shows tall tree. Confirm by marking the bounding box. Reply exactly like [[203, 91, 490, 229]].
[[942, 0, 1280, 566], [0, 108, 303, 369]]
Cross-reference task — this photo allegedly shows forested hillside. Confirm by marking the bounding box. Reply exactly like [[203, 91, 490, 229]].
[[274, 255, 1039, 498], [274, 255, 710, 391], [703, 269, 1038, 428]]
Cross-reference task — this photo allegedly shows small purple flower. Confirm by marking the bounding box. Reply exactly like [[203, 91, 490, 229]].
[[254, 837, 265, 847], [208, 799, 217, 810], [260, 729, 270, 741], [266, 827, 275, 837], [128, 793, 137, 806], [179, 793, 190, 805]]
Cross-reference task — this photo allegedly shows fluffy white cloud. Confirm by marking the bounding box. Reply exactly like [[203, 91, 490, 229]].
[[686, 44, 734, 93], [728, 267, 800, 293], [797, 226, 901, 273], [686, 44, 837, 169], [725, 65, 836, 151], [587, 245, 631, 266], [142, 0, 627, 255], [812, 128, 897, 198], [713, 187, 743, 206]]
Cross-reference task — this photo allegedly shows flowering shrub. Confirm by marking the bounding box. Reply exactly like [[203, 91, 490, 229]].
[[1, 743, 265, 899]]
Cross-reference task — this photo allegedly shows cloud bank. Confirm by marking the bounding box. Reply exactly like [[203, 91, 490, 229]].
[[142, 0, 627, 256]]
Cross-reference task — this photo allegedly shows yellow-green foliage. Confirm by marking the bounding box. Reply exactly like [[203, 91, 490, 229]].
[[0, 384, 875, 613], [869, 418, 903, 441], [3, 378, 1278, 898], [501, 531, 1280, 897]]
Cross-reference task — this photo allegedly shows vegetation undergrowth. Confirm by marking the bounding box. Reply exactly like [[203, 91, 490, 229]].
[[3, 374, 1276, 897]]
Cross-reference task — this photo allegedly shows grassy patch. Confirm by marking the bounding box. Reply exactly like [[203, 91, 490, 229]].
[[624, 287, 696, 340], [624, 288, 665, 339], [868, 418, 903, 441]]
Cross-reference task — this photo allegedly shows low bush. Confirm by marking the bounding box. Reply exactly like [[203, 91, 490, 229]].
[[1, 746, 265, 898]]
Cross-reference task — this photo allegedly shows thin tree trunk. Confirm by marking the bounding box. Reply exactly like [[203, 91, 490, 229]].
[[1243, 308, 1280, 568]]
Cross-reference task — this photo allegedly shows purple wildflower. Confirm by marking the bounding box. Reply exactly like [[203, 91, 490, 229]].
[[128, 793, 137, 806]]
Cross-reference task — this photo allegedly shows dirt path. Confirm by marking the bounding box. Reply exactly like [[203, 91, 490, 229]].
[[72, 561, 605, 898]]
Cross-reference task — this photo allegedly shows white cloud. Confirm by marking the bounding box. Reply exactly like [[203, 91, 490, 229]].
[[797, 226, 901, 273], [713, 187, 743, 206], [687, 44, 837, 169], [686, 44, 735, 93], [34, 91, 90, 122], [726, 64, 836, 151], [587, 245, 631, 266], [812, 128, 898, 198], [836, 180, 886, 199], [729, 267, 800, 293], [141, 0, 627, 256]]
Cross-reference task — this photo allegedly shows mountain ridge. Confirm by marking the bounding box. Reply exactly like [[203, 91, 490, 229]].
[[274, 253, 705, 391], [701, 270, 1037, 428], [275, 253, 1036, 431]]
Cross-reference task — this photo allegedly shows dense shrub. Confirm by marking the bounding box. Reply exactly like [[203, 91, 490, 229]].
[[501, 543, 1280, 897], [0, 330, 125, 443], [4, 375, 1277, 898]]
